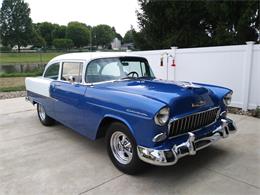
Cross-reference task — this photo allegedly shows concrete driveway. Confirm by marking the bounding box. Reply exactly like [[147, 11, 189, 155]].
[[0, 97, 259, 195]]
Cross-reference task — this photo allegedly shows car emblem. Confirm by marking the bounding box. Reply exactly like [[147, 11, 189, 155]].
[[192, 100, 206, 108]]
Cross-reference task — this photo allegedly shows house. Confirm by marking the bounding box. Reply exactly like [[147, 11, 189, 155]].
[[111, 38, 121, 50]]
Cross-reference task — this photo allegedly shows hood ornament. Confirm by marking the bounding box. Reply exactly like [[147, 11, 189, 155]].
[[175, 81, 201, 89]]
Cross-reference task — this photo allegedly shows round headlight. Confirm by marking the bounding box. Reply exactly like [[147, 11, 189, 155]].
[[154, 107, 170, 126], [223, 92, 232, 106]]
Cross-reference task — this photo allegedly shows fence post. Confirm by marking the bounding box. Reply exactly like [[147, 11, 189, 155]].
[[242, 41, 255, 111]]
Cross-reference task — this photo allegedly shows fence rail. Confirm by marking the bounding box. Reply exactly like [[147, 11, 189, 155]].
[[0, 64, 45, 74]]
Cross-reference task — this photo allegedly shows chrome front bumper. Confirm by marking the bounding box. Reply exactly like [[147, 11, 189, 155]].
[[137, 118, 237, 166]]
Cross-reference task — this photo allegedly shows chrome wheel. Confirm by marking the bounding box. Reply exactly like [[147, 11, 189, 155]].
[[110, 131, 133, 165], [38, 104, 46, 121]]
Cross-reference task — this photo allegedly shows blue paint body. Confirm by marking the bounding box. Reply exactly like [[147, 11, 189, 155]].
[[27, 78, 231, 149]]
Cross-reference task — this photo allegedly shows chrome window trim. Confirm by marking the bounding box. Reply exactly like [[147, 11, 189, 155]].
[[167, 107, 220, 139], [59, 60, 86, 84], [42, 61, 61, 80]]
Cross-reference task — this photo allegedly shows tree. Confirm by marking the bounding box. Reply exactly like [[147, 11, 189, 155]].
[[123, 29, 134, 43], [31, 29, 46, 48], [112, 27, 123, 41], [135, 0, 210, 49], [132, 30, 151, 50], [205, 1, 259, 45], [33, 23, 67, 47], [53, 38, 74, 50], [67, 22, 90, 48], [135, 0, 259, 50], [53, 24, 67, 39], [31, 23, 46, 48], [0, 0, 33, 52], [92, 24, 115, 48], [37, 22, 55, 47]]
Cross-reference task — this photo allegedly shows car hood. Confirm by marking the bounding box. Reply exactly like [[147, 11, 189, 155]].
[[97, 79, 219, 116]]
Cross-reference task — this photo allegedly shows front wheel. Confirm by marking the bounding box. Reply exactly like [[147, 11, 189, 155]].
[[106, 122, 145, 175], [37, 103, 55, 126]]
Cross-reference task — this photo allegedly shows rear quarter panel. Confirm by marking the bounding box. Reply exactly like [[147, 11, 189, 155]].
[[25, 77, 56, 118], [25, 77, 52, 97]]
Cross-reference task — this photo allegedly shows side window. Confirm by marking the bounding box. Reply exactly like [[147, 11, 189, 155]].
[[44, 63, 60, 80], [61, 62, 83, 83]]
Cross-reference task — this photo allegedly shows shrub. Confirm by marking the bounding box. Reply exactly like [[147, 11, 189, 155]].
[[0, 46, 11, 52], [254, 106, 260, 118]]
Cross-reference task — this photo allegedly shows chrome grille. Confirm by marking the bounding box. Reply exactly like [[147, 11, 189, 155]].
[[169, 108, 220, 137]]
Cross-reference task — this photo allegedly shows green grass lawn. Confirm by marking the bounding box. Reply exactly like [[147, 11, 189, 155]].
[[0, 52, 64, 65], [0, 86, 25, 92]]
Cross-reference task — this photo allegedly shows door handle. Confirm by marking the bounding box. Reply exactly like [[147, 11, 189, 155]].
[[54, 84, 61, 87]]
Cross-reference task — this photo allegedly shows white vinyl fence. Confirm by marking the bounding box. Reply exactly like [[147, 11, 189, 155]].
[[131, 42, 260, 110]]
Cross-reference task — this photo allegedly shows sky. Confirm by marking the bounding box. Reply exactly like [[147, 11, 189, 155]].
[[1, 0, 140, 36]]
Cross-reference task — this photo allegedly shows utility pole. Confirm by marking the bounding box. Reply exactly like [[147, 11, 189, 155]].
[[89, 29, 92, 52]]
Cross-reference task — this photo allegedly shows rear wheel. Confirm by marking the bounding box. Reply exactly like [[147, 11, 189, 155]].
[[106, 122, 145, 175], [37, 103, 55, 126]]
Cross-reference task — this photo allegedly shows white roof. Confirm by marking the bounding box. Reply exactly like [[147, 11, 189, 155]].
[[50, 52, 141, 63]]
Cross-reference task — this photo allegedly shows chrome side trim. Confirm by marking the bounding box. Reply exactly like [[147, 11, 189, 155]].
[[137, 118, 237, 166], [152, 132, 168, 142], [220, 111, 227, 117]]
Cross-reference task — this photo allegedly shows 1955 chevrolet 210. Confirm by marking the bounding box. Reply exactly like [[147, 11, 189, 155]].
[[25, 52, 237, 174]]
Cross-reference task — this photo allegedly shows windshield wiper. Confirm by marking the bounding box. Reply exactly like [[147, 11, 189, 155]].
[[119, 76, 137, 80], [136, 76, 154, 79], [116, 76, 154, 81]]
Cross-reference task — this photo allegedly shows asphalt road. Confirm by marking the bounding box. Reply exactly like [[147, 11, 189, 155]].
[[0, 97, 259, 195]]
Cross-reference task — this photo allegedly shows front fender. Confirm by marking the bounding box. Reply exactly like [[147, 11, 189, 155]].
[[196, 83, 232, 99], [85, 87, 167, 147], [102, 114, 135, 136], [196, 83, 232, 109]]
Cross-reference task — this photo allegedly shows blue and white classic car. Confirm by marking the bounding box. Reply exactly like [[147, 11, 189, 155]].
[[25, 52, 237, 174]]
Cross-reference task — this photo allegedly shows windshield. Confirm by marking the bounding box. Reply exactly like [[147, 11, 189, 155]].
[[85, 57, 155, 83]]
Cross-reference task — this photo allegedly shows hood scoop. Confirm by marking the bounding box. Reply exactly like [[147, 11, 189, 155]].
[[174, 81, 202, 89]]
